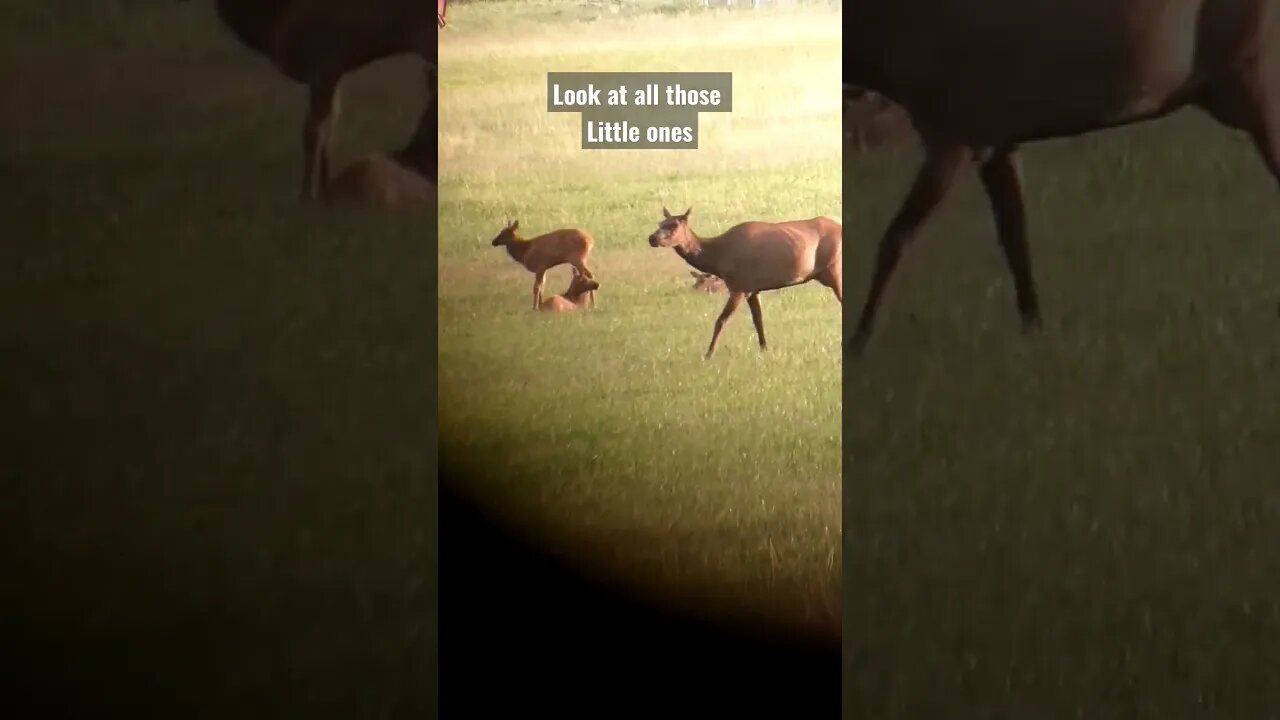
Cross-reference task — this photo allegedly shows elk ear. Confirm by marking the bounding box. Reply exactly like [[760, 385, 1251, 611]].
[[511, 219, 519, 230], [690, 270, 700, 279], [682, 207, 692, 219], [662, 207, 671, 219]]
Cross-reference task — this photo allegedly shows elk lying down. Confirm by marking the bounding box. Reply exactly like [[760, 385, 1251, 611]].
[[490, 219, 597, 310], [327, 154, 435, 209], [689, 270, 727, 294], [648, 207, 842, 359], [539, 274, 602, 313]]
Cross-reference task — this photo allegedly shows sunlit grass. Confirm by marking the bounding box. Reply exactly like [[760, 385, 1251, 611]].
[[439, 0, 842, 634]]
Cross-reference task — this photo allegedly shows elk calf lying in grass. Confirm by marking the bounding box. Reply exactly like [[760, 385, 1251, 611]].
[[689, 270, 726, 294], [327, 154, 435, 209], [539, 274, 601, 313], [649, 207, 842, 359], [490, 219, 597, 309]]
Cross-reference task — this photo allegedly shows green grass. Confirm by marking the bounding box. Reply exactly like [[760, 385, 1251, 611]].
[[3, 2, 434, 715], [843, 114, 1280, 714], [438, 1, 842, 635]]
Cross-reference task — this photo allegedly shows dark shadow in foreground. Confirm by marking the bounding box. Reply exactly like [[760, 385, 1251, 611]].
[[438, 468, 840, 716]]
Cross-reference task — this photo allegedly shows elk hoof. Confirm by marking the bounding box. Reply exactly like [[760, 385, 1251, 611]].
[[1021, 315, 1044, 335]]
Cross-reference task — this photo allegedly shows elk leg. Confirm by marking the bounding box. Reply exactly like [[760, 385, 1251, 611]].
[[847, 144, 967, 355], [1238, 86, 1280, 186], [320, 83, 343, 202], [532, 270, 547, 310], [978, 149, 1042, 333], [1239, 89, 1280, 319], [1195, 70, 1280, 183], [1251, 119, 1280, 183], [302, 77, 340, 202], [747, 293, 767, 351], [706, 292, 745, 359], [1196, 72, 1280, 316], [817, 263, 842, 303], [395, 61, 438, 182]]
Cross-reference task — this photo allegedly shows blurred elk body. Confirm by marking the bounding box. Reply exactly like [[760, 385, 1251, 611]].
[[185, 0, 438, 200], [845, 0, 1280, 354], [327, 154, 436, 209]]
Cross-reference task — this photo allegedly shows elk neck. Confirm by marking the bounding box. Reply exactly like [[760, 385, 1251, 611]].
[[673, 228, 719, 276]]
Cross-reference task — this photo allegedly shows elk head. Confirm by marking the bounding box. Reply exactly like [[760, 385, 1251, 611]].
[[648, 206, 693, 248], [490, 218, 520, 247], [568, 274, 601, 297]]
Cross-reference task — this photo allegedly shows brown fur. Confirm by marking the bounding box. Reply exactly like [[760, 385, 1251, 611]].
[[538, 274, 601, 314], [845, 91, 917, 151], [689, 270, 727, 294], [845, 0, 1280, 354], [649, 207, 842, 359], [490, 220, 597, 310], [181, 0, 438, 200], [327, 154, 436, 209]]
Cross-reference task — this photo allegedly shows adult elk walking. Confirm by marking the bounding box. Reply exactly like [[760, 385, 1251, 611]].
[[180, 0, 440, 201], [648, 208, 842, 359], [490, 220, 597, 310], [845, 0, 1280, 355]]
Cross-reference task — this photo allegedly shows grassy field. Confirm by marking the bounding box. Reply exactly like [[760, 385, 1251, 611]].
[[843, 110, 1280, 713], [3, 2, 434, 715], [438, 0, 842, 637]]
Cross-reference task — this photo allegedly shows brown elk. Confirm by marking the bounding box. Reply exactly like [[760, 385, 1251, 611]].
[[689, 270, 728, 294], [490, 220, 597, 310], [538, 274, 602, 314], [845, 0, 1280, 355], [648, 208, 843, 359], [179, 0, 439, 201], [846, 91, 916, 151], [327, 154, 436, 209]]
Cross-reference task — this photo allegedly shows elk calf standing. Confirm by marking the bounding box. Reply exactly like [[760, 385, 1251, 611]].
[[490, 219, 597, 310]]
